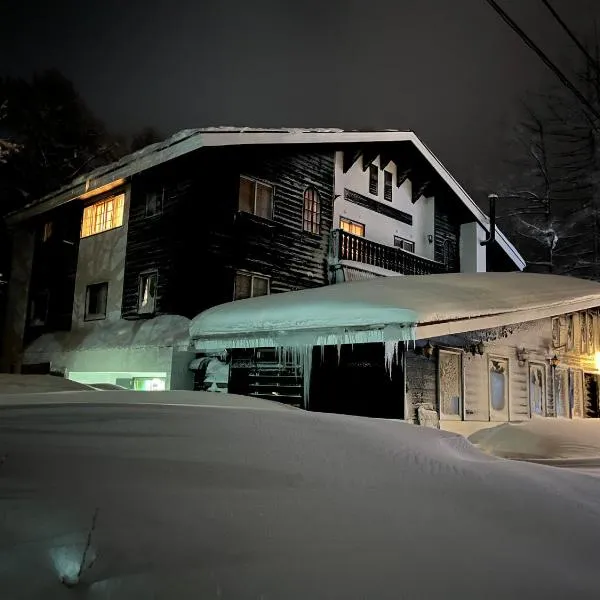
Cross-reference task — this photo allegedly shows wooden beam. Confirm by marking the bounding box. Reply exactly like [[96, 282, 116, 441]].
[[361, 147, 379, 172], [396, 167, 412, 188], [342, 149, 362, 173], [379, 151, 393, 171], [411, 169, 431, 204]]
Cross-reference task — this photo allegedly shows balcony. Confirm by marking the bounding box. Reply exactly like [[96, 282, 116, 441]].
[[330, 229, 447, 277]]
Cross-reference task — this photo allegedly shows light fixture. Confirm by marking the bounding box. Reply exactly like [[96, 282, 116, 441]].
[[427, 234, 434, 244], [516, 347, 529, 367], [470, 341, 485, 356], [423, 341, 434, 359], [549, 354, 560, 368]]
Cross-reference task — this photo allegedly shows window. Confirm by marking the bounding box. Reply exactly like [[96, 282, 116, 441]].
[[529, 363, 546, 417], [85, 282, 108, 320], [30, 290, 49, 326], [81, 194, 125, 238], [302, 187, 321, 234], [42, 221, 53, 243], [234, 271, 270, 300], [383, 171, 393, 201], [489, 358, 509, 421], [138, 271, 158, 314], [438, 349, 463, 420], [554, 368, 570, 418], [394, 236, 415, 253], [340, 217, 365, 237], [368, 164, 378, 195], [133, 377, 166, 391], [570, 369, 585, 418], [145, 189, 163, 217], [552, 317, 561, 348], [238, 176, 273, 219]]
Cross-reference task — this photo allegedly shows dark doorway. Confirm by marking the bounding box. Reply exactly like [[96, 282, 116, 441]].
[[309, 342, 405, 419], [584, 373, 599, 418]]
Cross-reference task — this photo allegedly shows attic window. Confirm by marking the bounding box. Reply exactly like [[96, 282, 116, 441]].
[[384, 171, 393, 201], [238, 176, 273, 219], [368, 164, 378, 195], [302, 187, 321, 234]]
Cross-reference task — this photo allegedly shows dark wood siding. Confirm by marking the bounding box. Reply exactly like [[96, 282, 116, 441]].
[[24, 203, 82, 344], [434, 195, 461, 271], [121, 145, 335, 320]]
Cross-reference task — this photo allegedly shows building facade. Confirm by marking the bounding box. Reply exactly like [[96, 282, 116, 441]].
[[1, 129, 524, 390]]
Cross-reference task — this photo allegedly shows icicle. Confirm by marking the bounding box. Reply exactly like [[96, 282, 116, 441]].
[[383, 340, 399, 378], [336, 342, 342, 365]]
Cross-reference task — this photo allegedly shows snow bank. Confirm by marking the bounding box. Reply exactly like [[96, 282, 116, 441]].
[[190, 272, 600, 350], [25, 315, 191, 357], [0, 375, 94, 394], [2, 398, 600, 597], [468, 418, 600, 460]]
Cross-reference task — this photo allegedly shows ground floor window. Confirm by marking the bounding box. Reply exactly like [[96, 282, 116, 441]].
[[438, 349, 463, 420], [489, 357, 509, 421], [132, 377, 166, 391], [570, 369, 585, 418], [529, 363, 546, 416], [554, 368, 570, 418]]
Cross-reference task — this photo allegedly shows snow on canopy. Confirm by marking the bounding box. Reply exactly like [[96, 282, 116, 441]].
[[189, 272, 600, 351], [25, 315, 191, 357]]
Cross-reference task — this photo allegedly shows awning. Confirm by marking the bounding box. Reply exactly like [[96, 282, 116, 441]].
[[189, 273, 600, 352]]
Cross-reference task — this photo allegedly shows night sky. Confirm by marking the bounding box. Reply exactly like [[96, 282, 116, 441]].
[[2, 0, 600, 191]]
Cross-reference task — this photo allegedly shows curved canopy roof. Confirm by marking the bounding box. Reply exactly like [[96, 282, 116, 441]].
[[190, 272, 600, 350]]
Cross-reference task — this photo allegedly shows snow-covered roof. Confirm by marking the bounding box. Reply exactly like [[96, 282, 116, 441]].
[[25, 315, 191, 357], [189, 272, 600, 350], [4, 127, 524, 270]]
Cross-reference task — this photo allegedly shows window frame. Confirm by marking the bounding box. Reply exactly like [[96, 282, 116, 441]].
[[394, 235, 415, 253], [137, 270, 158, 315], [368, 164, 378, 195], [437, 348, 464, 421], [233, 270, 271, 301], [528, 362, 547, 417], [80, 193, 125, 239], [488, 356, 510, 421], [145, 188, 164, 218], [340, 216, 365, 237], [302, 186, 321, 234], [238, 175, 274, 220], [383, 170, 393, 201], [84, 282, 109, 321]]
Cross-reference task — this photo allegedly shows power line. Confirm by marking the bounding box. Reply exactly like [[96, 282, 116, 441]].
[[484, 0, 600, 122], [540, 0, 600, 77]]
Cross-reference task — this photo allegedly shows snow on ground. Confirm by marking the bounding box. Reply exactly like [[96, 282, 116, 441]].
[[3, 394, 600, 597], [0, 374, 95, 394], [468, 418, 600, 461]]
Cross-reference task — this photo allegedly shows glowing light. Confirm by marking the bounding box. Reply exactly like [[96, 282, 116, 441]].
[[594, 352, 600, 371], [79, 178, 126, 200]]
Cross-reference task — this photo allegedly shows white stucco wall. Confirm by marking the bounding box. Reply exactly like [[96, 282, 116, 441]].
[[460, 222, 487, 273], [333, 152, 436, 258], [72, 186, 131, 326]]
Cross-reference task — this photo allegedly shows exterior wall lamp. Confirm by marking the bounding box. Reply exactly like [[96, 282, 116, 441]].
[[470, 341, 485, 356], [423, 341, 435, 359], [516, 347, 530, 367], [549, 354, 560, 368], [427, 234, 434, 244]]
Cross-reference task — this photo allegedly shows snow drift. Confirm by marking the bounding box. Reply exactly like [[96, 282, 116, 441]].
[[469, 418, 600, 460], [2, 393, 600, 598]]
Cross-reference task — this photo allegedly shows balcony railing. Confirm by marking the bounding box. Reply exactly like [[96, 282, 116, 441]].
[[331, 229, 447, 276]]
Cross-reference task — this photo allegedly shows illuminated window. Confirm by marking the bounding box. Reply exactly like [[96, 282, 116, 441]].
[[529, 363, 546, 416], [138, 271, 158, 314], [384, 171, 393, 201], [234, 271, 270, 300], [85, 282, 108, 320], [133, 377, 166, 391], [238, 176, 273, 219], [368, 164, 378, 195], [394, 236, 415, 253], [80, 194, 125, 238], [340, 217, 365, 237], [438, 349, 463, 420], [302, 187, 321, 234]]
